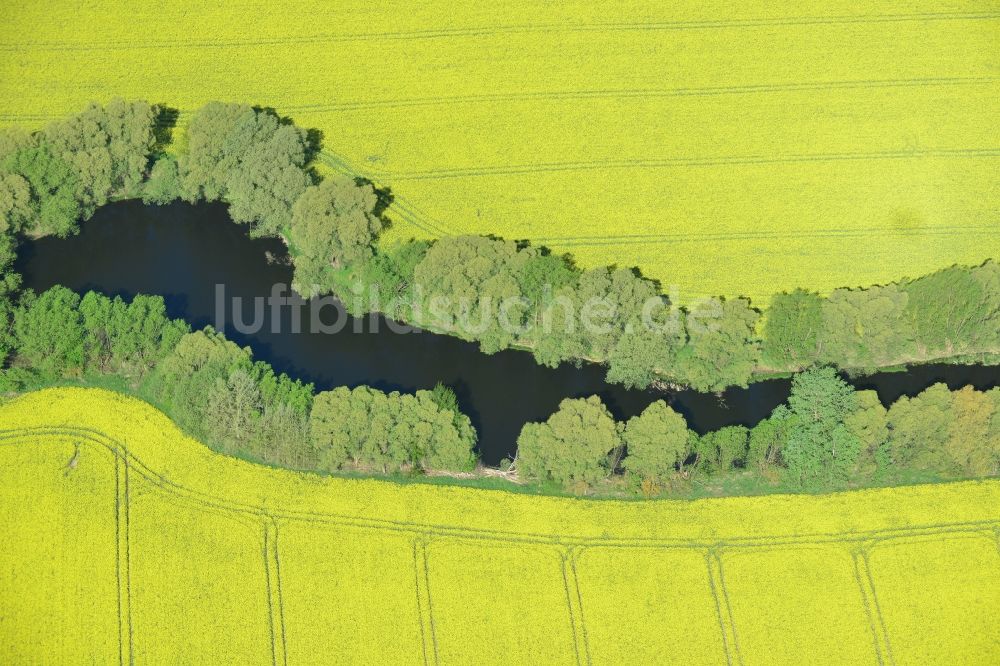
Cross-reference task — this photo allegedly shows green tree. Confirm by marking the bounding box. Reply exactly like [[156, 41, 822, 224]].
[[407, 390, 477, 472], [79, 291, 187, 378], [41, 99, 159, 208], [606, 299, 685, 389], [179, 102, 311, 236], [747, 405, 793, 474], [945, 386, 999, 477], [762, 289, 824, 368], [311, 386, 378, 471], [782, 367, 862, 487], [694, 425, 749, 473], [142, 156, 181, 205], [844, 390, 889, 476], [413, 235, 533, 353], [13, 286, 85, 378], [531, 266, 665, 374], [429, 381, 459, 414], [2, 142, 82, 237], [153, 327, 313, 459], [622, 401, 690, 484], [515, 252, 576, 319], [289, 177, 382, 296], [885, 384, 954, 471], [1, 101, 159, 237], [0, 288, 14, 368], [153, 328, 251, 437], [0, 172, 33, 235], [988, 388, 1000, 474], [903, 262, 1000, 356], [0, 127, 34, 163], [674, 297, 761, 391], [0, 173, 31, 295], [205, 367, 263, 453], [310, 385, 475, 473], [354, 240, 430, 318], [256, 401, 314, 469], [820, 285, 914, 367], [515, 395, 621, 489]]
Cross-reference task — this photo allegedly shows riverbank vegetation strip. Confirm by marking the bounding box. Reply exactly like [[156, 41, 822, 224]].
[[2, 100, 998, 399], [1, 1, 998, 303], [1, 387, 998, 663], [2, 283, 998, 497]]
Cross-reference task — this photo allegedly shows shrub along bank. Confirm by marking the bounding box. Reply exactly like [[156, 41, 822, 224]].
[[1, 100, 998, 495], [1, 285, 997, 496], [515, 367, 1000, 494], [2, 100, 998, 394]]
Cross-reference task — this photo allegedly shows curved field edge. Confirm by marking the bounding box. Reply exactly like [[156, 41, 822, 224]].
[[2, 387, 998, 544], [2, 1, 998, 304]]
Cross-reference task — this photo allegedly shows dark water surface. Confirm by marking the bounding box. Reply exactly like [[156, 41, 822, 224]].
[[16, 201, 1000, 465]]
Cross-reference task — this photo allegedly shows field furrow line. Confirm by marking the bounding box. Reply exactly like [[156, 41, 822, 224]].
[[853, 550, 897, 666], [2, 427, 998, 551], [380, 148, 1000, 181], [114, 456, 133, 666], [561, 549, 592, 666], [418, 541, 440, 665], [283, 77, 998, 113], [318, 147, 1000, 241], [1, 11, 996, 51], [262, 520, 288, 666], [316, 152, 451, 236], [534, 223, 993, 243], [412, 540, 437, 666], [3, 75, 994, 123], [542, 225, 1000, 248], [261, 523, 279, 666], [706, 550, 743, 666]]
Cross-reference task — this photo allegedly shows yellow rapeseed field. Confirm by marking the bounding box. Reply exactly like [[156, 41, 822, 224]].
[[1, 387, 998, 664], [1, 1, 998, 302]]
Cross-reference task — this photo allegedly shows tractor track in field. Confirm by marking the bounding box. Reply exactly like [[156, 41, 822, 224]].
[[535, 225, 999, 247], [278, 76, 998, 113], [0, 125, 991, 249], [316, 148, 1000, 241], [2, 426, 998, 550], [1, 76, 994, 122], [323, 151, 999, 247], [363, 148, 1000, 181], [0, 10, 996, 52], [4, 424, 997, 665]]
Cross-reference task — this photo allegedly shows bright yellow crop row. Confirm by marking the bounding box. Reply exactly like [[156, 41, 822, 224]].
[[0, 387, 998, 664], [2, 1, 998, 303]]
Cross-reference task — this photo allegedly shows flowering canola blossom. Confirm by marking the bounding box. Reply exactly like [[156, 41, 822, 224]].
[[0, 387, 997, 663], [1, 1, 998, 304]]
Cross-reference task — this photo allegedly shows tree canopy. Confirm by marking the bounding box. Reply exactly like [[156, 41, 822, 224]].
[[289, 176, 382, 297], [887, 383, 1000, 477], [310, 385, 476, 474], [516, 395, 621, 488], [12, 286, 85, 379], [1, 100, 159, 238], [674, 297, 761, 391], [178, 102, 312, 236], [622, 400, 689, 484], [781, 367, 862, 487], [762, 289, 824, 368]]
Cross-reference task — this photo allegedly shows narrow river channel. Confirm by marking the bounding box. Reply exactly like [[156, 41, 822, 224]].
[[16, 201, 1000, 465]]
